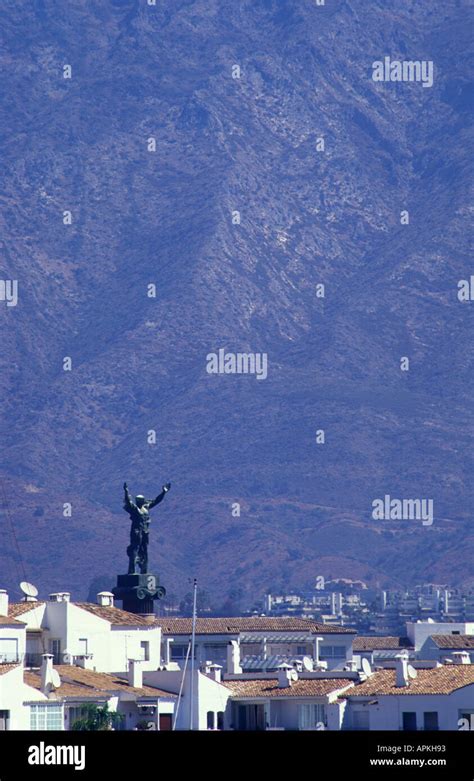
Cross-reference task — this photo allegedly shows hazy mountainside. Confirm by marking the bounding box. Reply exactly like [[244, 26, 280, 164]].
[[1, 0, 473, 606]]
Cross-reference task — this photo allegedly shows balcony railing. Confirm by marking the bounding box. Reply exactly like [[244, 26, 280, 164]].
[[0, 653, 62, 668], [0, 653, 20, 664]]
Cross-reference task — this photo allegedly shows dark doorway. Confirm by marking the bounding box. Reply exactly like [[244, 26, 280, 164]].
[[159, 714, 172, 731], [237, 704, 266, 731]]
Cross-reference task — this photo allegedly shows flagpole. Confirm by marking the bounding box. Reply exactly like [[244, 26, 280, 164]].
[[189, 578, 197, 730]]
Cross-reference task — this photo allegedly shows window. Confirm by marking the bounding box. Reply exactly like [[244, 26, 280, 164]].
[[49, 639, 61, 665], [423, 712, 439, 730], [0, 639, 18, 663], [140, 641, 150, 662], [67, 706, 90, 730], [297, 645, 309, 655], [217, 711, 224, 730], [0, 711, 10, 731], [459, 711, 474, 730], [207, 711, 215, 730], [30, 704, 63, 731], [171, 644, 195, 660], [319, 645, 346, 659], [402, 712, 417, 731], [77, 638, 88, 655], [298, 704, 326, 729]]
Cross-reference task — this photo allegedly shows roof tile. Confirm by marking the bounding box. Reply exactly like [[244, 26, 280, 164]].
[[25, 666, 176, 699], [154, 617, 354, 635], [224, 677, 354, 698], [348, 665, 474, 696]]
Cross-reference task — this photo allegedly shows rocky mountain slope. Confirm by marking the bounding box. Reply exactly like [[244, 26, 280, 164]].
[[1, 0, 472, 605]]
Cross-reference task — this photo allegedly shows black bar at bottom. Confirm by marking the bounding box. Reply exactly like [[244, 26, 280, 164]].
[[0, 730, 471, 778]]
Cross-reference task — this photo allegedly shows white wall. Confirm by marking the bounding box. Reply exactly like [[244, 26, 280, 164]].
[[10, 604, 46, 632], [406, 622, 474, 651], [345, 684, 474, 730], [145, 669, 231, 730], [319, 634, 354, 670], [0, 665, 47, 730], [42, 602, 162, 672], [0, 624, 26, 663]]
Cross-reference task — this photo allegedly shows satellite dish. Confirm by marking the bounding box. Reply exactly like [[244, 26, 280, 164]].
[[302, 656, 313, 672], [407, 665, 418, 679], [50, 669, 61, 689], [362, 658, 373, 676], [290, 669, 298, 681], [20, 581, 38, 598]]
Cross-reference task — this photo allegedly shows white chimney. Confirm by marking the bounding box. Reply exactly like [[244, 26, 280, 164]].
[[452, 651, 470, 665], [0, 590, 8, 617], [40, 654, 54, 694], [227, 640, 242, 674], [345, 659, 358, 672], [313, 635, 324, 664], [208, 663, 223, 683], [49, 592, 70, 603], [443, 590, 449, 613], [128, 659, 143, 688], [290, 658, 303, 672], [97, 591, 114, 607], [75, 654, 94, 670], [277, 663, 294, 688], [164, 638, 173, 665], [395, 653, 409, 687]]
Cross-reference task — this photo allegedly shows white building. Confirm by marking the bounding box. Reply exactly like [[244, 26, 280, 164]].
[[0, 610, 27, 664], [406, 620, 474, 653], [0, 664, 46, 730], [420, 635, 474, 664], [352, 635, 414, 669], [145, 666, 231, 730], [223, 669, 354, 730], [343, 656, 474, 731], [7, 591, 162, 673], [0, 654, 177, 731], [155, 617, 355, 673]]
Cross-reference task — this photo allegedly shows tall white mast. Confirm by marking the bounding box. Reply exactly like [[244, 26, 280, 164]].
[[189, 578, 197, 730]]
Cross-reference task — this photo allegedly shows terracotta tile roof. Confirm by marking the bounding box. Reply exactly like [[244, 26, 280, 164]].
[[430, 635, 474, 649], [154, 617, 355, 635], [24, 672, 105, 700], [0, 663, 20, 676], [224, 677, 354, 698], [347, 665, 474, 696], [353, 636, 413, 651], [0, 614, 27, 626], [74, 603, 158, 627], [8, 602, 44, 617], [25, 666, 177, 699]]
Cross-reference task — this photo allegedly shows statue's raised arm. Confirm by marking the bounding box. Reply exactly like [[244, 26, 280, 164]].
[[123, 481, 135, 511], [147, 482, 171, 509]]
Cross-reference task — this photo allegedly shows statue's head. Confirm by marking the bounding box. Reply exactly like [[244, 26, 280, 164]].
[[135, 495, 145, 507]]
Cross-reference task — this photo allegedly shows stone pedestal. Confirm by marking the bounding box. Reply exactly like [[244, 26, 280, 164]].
[[112, 573, 166, 615]]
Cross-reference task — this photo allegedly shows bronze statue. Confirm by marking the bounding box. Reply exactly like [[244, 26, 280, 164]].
[[123, 482, 171, 574]]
